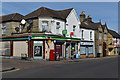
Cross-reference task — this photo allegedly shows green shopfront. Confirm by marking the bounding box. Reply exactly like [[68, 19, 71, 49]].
[[1, 34, 81, 60]]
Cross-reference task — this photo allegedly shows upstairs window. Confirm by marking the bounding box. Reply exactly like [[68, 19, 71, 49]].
[[73, 25, 76, 32], [104, 34, 107, 40], [73, 25, 76, 36], [56, 22, 60, 34], [90, 31, 92, 40], [42, 21, 48, 32], [82, 30, 84, 39], [2, 24, 6, 34]]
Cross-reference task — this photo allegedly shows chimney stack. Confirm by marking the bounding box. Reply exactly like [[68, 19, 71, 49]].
[[80, 11, 86, 22]]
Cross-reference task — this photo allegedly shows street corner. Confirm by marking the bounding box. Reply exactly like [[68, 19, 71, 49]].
[[2, 67, 20, 73]]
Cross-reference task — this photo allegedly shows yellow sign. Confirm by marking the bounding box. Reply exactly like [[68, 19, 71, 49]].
[[72, 47, 75, 50], [48, 40, 51, 43]]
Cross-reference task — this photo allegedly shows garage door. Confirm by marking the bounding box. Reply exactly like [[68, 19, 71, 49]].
[[13, 41, 28, 57], [0, 41, 10, 56]]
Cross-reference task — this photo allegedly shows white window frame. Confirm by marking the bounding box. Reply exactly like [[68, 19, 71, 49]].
[[82, 30, 84, 39], [90, 31, 92, 40], [42, 21, 48, 32], [56, 22, 60, 34], [2, 24, 6, 34]]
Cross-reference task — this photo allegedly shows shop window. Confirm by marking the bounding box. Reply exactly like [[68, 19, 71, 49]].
[[42, 21, 48, 32], [2, 24, 6, 34], [89, 47, 93, 54], [80, 46, 86, 54]]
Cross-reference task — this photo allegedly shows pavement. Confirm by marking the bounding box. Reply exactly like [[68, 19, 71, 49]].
[[2, 55, 119, 78], [1, 55, 118, 72]]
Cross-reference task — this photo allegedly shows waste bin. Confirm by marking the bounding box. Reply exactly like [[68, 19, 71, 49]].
[[97, 53, 100, 57], [21, 53, 27, 60], [55, 52, 60, 61]]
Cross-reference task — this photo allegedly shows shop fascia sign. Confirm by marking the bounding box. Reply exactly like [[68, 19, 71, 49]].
[[32, 37, 43, 39], [81, 42, 93, 45]]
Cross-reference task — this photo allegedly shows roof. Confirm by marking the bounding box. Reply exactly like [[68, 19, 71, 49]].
[[24, 7, 73, 20], [108, 29, 120, 38], [80, 19, 101, 30], [0, 13, 24, 23]]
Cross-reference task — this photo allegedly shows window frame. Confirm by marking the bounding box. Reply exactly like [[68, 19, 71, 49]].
[[2, 24, 6, 34], [42, 21, 49, 32]]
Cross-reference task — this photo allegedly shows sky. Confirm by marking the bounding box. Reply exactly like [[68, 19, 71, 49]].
[[2, 2, 118, 33]]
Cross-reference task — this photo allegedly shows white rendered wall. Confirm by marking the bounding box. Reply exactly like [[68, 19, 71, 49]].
[[80, 28, 95, 41], [66, 9, 80, 38], [39, 17, 65, 35]]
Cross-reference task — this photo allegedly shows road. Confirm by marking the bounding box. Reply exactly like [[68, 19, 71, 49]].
[[2, 56, 119, 78]]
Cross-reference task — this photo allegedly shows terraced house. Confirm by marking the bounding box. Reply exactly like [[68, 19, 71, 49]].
[[79, 11, 95, 58], [80, 11, 109, 57], [108, 29, 120, 55], [0, 13, 24, 56]]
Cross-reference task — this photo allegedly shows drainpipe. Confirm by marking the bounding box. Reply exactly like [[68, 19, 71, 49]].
[[63, 20, 67, 59]]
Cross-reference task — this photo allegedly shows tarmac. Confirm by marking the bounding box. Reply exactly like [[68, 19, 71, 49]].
[[1, 55, 118, 72]]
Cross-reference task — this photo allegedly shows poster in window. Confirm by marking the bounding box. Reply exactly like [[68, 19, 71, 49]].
[[80, 47, 86, 54], [34, 46, 42, 56], [89, 47, 93, 54]]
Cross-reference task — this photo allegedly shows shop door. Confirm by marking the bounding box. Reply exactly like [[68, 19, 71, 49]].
[[103, 42, 107, 57], [55, 44, 62, 56], [33, 41, 43, 59], [86, 47, 89, 58], [66, 44, 69, 58]]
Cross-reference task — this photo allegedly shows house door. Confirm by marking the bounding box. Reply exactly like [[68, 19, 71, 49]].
[[103, 42, 107, 57], [55, 44, 62, 56]]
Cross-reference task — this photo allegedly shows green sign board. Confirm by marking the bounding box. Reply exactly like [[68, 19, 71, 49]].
[[62, 30, 67, 34]]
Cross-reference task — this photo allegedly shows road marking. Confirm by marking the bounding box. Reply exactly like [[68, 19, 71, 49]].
[[2, 68, 20, 73]]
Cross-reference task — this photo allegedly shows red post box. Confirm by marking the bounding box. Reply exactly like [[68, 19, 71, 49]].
[[49, 49, 55, 61]]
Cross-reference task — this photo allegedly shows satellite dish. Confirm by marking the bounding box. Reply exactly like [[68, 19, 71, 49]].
[[27, 19, 33, 24], [15, 27, 19, 32], [21, 19, 26, 24], [26, 26, 31, 32]]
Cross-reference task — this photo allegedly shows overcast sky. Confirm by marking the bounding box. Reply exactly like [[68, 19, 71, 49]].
[[2, 2, 118, 32]]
